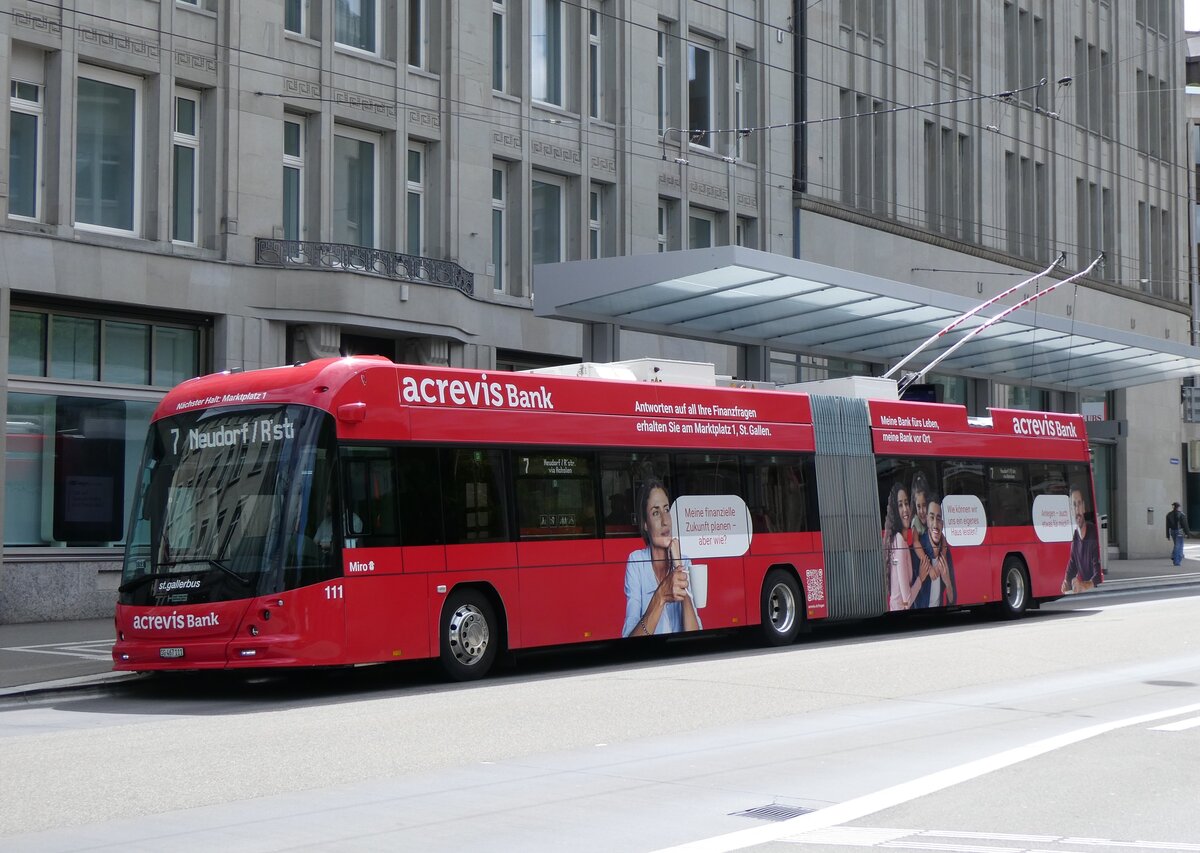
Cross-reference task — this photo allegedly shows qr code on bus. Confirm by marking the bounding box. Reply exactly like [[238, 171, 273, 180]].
[[804, 568, 825, 602]]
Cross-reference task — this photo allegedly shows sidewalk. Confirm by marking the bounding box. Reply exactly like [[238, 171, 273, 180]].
[[1, 554, 1197, 701]]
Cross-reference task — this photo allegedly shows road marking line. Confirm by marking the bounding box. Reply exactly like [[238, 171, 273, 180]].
[[1148, 715, 1200, 732], [921, 831, 1058, 842], [651, 700, 1200, 853], [1, 642, 114, 661]]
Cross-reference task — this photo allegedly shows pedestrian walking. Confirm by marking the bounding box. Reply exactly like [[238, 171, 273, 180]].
[[1166, 501, 1190, 567]]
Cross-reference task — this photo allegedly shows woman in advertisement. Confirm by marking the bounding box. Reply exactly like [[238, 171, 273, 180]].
[[884, 482, 924, 610], [621, 478, 702, 636]]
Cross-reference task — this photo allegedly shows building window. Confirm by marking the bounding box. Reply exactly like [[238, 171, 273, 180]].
[[283, 117, 304, 242], [736, 216, 757, 248], [924, 122, 973, 242], [532, 174, 565, 264], [492, 164, 508, 291], [842, 0, 888, 42], [4, 393, 157, 546], [589, 9, 602, 120], [1004, 152, 1047, 263], [924, 0, 969, 74], [171, 90, 200, 245], [1076, 179, 1114, 281], [492, 0, 507, 92], [733, 53, 745, 160], [285, 0, 307, 35], [589, 184, 607, 259], [336, 0, 378, 53], [1003, 3, 1046, 108], [657, 198, 677, 252], [687, 43, 714, 148], [333, 128, 378, 248], [657, 27, 670, 134], [1136, 0, 1170, 35], [532, 0, 564, 106], [9, 80, 41, 221], [688, 208, 716, 248], [8, 308, 201, 387], [406, 142, 425, 256], [1138, 201, 1172, 299], [4, 306, 205, 549], [75, 68, 140, 235], [1075, 41, 1113, 138], [1135, 68, 1171, 160], [408, 0, 427, 69], [840, 90, 890, 216]]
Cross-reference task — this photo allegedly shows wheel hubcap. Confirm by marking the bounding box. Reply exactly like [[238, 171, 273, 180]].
[[1005, 568, 1025, 610], [448, 604, 489, 665], [769, 583, 796, 634]]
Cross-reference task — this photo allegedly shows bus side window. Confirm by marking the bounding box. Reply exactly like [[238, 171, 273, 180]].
[[598, 451, 669, 536], [396, 447, 444, 546], [514, 451, 597, 539], [744, 454, 816, 533], [987, 462, 1030, 527], [675, 453, 740, 497], [340, 446, 400, 547], [441, 448, 509, 544], [941, 459, 986, 512], [1028, 462, 1068, 500]]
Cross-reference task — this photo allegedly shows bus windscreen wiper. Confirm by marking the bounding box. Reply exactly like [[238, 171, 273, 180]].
[[120, 558, 253, 592]]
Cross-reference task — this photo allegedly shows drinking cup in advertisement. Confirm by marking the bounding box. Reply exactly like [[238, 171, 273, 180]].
[[688, 563, 708, 609]]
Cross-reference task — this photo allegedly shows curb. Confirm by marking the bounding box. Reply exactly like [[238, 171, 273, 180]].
[[0, 671, 141, 707]]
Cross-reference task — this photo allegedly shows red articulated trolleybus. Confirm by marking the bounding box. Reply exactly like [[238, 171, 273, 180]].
[[114, 356, 1098, 680]]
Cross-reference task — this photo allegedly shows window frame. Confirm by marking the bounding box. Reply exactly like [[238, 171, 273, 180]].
[[171, 88, 201, 246], [9, 79, 42, 222], [657, 28, 669, 135], [688, 207, 716, 248], [408, 0, 427, 70], [405, 141, 426, 256], [332, 125, 380, 249], [282, 116, 305, 243], [687, 41, 715, 150], [532, 0, 565, 107], [588, 8, 602, 120], [531, 172, 566, 264], [284, 0, 308, 36], [74, 66, 142, 237], [588, 184, 602, 259], [492, 163, 508, 291], [335, 0, 380, 55], [492, 0, 508, 92]]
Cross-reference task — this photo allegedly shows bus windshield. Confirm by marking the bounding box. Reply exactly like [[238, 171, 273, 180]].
[[119, 404, 340, 606]]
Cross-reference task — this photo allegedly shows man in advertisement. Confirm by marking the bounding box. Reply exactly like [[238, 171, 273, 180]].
[[1061, 484, 1102, 593]]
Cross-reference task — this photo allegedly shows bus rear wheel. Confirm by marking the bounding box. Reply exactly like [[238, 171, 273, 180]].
[[997, 557, 1030, 620], [760, 569, 803, 646], [439, 589, 499, 681]]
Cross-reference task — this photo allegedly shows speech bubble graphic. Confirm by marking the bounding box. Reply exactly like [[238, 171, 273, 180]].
[[672, 495, 753, 558]]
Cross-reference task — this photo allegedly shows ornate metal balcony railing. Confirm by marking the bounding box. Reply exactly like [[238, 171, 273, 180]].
[[255, 238, 474, 297]]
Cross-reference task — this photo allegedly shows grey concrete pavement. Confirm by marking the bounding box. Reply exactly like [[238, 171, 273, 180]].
[[1, 551, 1197, 700]]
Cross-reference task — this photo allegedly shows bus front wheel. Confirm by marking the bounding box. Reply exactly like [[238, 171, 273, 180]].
[[439, 589, 499, 681], [760, 569, 804, 646], [997, 557, 1030, 620]]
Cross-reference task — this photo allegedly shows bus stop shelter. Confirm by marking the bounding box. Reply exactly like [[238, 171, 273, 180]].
[[532, 247, 1200, 393]]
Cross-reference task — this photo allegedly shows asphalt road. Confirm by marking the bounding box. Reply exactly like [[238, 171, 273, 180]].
[[0, 584, 1197, 852]]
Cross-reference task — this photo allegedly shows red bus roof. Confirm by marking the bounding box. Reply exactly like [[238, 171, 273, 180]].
[[155, 358, 1089, 459]]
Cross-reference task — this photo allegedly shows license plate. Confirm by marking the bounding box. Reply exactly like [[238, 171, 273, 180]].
[[159, 647, 185, 659]]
